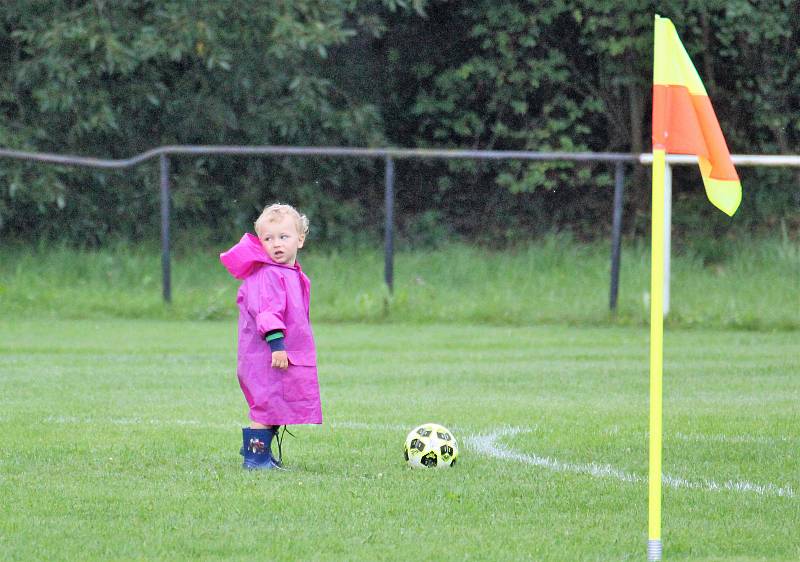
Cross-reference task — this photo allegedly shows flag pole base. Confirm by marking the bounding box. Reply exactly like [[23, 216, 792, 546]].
[[648, 539, 663, 561]]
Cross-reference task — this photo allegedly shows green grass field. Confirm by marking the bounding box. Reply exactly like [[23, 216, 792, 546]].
[[1, 319, 798, 561]]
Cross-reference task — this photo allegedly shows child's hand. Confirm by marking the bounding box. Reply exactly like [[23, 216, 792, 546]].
[[271, 350, 288, 370]]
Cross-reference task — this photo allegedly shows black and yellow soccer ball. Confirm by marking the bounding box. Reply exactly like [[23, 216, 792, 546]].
[[403, 423, 458, 469]]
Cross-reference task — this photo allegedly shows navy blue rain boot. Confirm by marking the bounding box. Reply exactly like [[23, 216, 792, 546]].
[[241, 427, 281, 470]]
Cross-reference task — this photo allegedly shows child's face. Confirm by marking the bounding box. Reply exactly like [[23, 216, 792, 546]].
[[257, 214, 305, 266]]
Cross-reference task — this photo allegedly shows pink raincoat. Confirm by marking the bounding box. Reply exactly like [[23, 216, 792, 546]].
[[220, 233, 322, 426]]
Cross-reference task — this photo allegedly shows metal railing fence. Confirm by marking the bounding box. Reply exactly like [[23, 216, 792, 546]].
[[1, 145, 796, 312], [0, 145, 636, 309]]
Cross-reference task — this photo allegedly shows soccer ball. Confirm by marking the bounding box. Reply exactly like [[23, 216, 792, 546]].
[[403, 423, 458, 469]]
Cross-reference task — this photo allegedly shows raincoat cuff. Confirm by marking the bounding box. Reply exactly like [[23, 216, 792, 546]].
[[256, 311, 286, 335]]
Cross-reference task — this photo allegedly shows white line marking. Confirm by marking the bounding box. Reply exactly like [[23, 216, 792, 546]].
[[38, 416, 797, 498], [468, 427, 643, 483], [466, 427, 795, 499], [329, 421, 410, 432], [42, 416, 410, 432], [45, 415, 239, 430], [37, 416, 796, 447]]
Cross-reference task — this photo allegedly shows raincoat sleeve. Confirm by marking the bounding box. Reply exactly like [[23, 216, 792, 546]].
[[248, 268, 287, 336]]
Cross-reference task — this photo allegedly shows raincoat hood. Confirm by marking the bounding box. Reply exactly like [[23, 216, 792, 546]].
[[220, 233, 298, 279]]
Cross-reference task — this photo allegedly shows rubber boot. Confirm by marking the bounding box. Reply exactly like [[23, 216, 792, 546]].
[[241, 427, 281, 470], [239, 427, 284, 467]]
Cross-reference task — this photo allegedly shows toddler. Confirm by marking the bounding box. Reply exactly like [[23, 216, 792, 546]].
[[220, 203, 322, 469]]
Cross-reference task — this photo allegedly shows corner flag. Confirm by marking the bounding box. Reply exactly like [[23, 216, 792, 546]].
[[647, 14, 742, 562], [652, 14, 742, 216]]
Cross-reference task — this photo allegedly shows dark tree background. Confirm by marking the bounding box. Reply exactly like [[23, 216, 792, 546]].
[[1, 0, 797, 248]]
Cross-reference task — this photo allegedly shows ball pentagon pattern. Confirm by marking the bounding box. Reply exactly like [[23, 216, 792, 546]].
[[403, 423, 458, 469]]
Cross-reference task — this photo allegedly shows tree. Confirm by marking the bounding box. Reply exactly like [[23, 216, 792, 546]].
[[371, 0, 799, 240], [0, 1, 397, 244]]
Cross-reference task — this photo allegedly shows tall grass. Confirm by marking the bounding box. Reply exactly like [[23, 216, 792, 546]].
[[0, 236, 796, 329]]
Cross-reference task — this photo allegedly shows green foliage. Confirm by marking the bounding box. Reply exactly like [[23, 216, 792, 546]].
[[0, 1, 798, 245], [0, 1, 396, 244], [373, 0, 800, 239]]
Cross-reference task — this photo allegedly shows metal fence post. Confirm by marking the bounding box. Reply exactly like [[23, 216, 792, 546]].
[[609, 161, 625, 311], [159, 154, 172, 303], [384, 156, 395, 292]]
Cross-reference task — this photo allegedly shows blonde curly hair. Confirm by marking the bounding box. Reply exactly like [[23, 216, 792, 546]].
[[254, 203, 309, 238]]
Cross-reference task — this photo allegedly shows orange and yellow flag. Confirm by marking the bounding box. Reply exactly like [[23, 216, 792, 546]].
[[652, 15, 741, 216]]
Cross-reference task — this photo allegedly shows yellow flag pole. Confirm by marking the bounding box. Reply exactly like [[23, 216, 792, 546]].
[[648, 148, 666, 561]]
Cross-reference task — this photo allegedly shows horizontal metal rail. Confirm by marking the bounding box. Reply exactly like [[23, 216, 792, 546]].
[[2, 145, 797, 168], [0, 145, 640, 168], [639, 153, 800, 167]]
